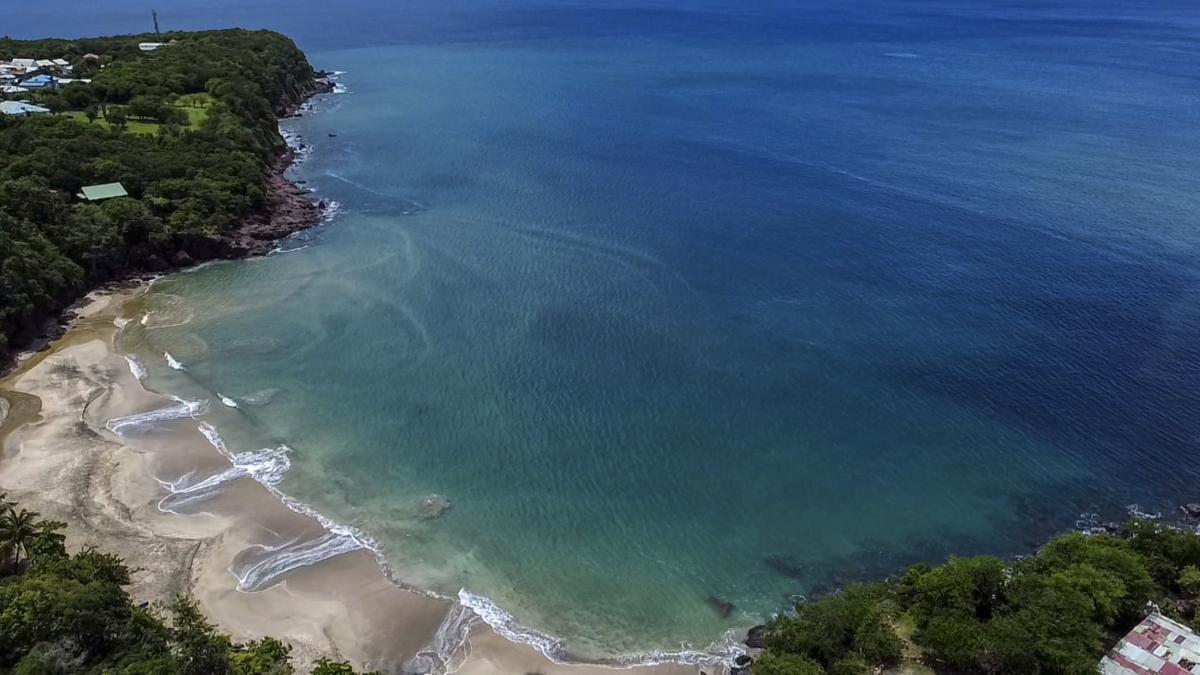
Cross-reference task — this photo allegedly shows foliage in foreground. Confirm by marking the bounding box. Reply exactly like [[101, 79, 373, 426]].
[[0, 494, 375, 674], [757, 520, 1200, 675]]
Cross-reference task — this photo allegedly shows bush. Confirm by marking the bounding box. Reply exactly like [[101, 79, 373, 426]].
[[761, 523, 1200, 674], [751, 652, 825, 675]]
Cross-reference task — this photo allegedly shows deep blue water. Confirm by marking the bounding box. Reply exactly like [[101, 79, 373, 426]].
[[18, 0, 1200, 660]]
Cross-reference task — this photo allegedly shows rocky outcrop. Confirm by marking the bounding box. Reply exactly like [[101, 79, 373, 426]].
[[420, 494, 452, 520], [220, 158, 326, 258], [745, 625, 768, 649]]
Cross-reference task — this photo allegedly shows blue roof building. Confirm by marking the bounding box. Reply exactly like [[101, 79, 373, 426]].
[[20, 74, 57, 90]]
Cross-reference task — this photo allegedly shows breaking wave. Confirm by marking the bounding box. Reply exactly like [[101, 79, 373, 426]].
[[165, 352, 185, 370], [186, 423, 378, 589], [406, 601, 480, 675], [124, 355, 148, 381], [232, 532, 364, 591], [456, 590, 740, 667], [105, 396, 208, 435], [218, 393, 239, 408], [1126, 503, 1163, 520]]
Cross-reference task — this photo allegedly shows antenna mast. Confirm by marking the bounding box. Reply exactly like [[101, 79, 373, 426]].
[[152, 10, 161, 37]]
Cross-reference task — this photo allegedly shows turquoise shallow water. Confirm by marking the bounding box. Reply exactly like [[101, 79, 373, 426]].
[[105, 1, 1200, 660]]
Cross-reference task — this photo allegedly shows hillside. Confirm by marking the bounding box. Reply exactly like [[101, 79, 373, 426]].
[[0, 29, 328, 362]]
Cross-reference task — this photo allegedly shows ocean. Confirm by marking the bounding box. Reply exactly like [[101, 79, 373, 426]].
[[15, 0, 1200, 661]]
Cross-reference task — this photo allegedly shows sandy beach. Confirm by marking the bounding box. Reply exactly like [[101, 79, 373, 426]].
[[0, 285, 720, 675]]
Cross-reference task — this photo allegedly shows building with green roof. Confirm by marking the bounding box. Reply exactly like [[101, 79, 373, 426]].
[[76, 182, 128, 201]]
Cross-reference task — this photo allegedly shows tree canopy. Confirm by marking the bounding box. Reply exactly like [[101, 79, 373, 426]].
[[758, 523, 1200, 674], [0, 30, 319, 355], [0, 494, 376, 674]]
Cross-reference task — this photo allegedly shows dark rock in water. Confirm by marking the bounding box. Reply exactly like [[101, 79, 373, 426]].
[[734, 655, 752, 667], [420, 494, 451, 519], [745, 625, 768, 649], [318, 199, 328, 209], [730, 668, 747, 675], [763, 554, 807, 581], [171, 250, 194, 267], [1183, 503, 1200, 518], [706, 596, 734, 619]]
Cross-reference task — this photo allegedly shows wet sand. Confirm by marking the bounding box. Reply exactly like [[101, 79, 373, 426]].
[[0, 286, 721, 675]]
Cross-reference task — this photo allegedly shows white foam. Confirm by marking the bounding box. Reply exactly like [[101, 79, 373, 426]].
[[241, 388, 281, 407], [232, 532, 362, 592], [189, 422, 377, 588], [407, 601, 480, 675], [457, 590, 740, 668], [271, 244, 310, 255], [114, 317, 130, 328], [157, 427, 291, 513], [1127, 503, 1162, 520], [140, 312, 150, 325], [105, 396, 208, 435], [457, 590, 566, 662], [320, 199, 342, 223], [165, 352, 185, 370], [218, 393, 239, 408], [124, 355, 148, 381], [198, 421, 226, 452]]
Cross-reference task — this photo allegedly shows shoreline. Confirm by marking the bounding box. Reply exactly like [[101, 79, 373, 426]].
[[0, 284, 723, 675], [0, 72, 336, 379], [0, 73, 731, 675]]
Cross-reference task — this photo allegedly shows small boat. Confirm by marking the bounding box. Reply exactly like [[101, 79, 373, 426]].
[[328, 132, 337, 137]]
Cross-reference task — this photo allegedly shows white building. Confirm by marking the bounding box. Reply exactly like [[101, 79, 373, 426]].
[[9, 58, 37, 72], [1101, 612, 1200, 674], [0, 101, 51, 117], [138, 42, 166, 52]]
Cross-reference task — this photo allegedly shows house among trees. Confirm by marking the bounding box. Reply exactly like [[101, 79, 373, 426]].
[[1102, 612, 1200, 674], [0, 101, 50, 117], [76, 182, 129, 202], [18, 74, 57, 91], [8, 58, 37, 72]]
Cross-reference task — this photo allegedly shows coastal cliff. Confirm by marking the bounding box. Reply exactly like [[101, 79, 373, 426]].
[[0, 30, 331, 371]]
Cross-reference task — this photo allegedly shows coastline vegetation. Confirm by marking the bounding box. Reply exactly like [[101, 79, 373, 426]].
[[0, 494, 374, 674], [0, 30, 321, 358], [754, 520, 1200, 675]]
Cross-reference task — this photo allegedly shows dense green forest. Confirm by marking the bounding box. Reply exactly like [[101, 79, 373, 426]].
[[0, 30, 322, 357], [0, 494, 373, 674], [751, 519, 1200, 675]]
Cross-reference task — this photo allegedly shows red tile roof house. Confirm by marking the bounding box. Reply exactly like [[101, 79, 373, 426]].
[[1102, 612, 1200, 675]]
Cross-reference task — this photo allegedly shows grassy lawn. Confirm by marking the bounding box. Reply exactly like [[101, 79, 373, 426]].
[[64, 93, 212, 135]]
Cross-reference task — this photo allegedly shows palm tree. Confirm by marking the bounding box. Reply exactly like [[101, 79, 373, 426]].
[[0, 508, 42, 572]]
